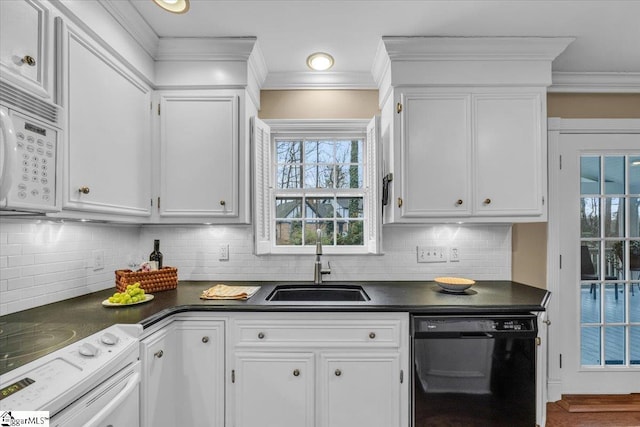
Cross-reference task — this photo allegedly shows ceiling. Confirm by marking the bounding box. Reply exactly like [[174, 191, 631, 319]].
[[127, 0, 640, 89]]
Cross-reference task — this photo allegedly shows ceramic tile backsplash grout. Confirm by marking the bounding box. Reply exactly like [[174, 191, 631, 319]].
[[0, 219, 511, 315]]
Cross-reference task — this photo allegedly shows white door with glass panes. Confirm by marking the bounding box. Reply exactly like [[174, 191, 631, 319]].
[[558, 132, 640, 393]]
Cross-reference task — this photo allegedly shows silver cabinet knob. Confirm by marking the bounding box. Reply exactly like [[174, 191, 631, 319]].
[[220, 200, 226, 206], [369, 332, 376, 339], [335, 369, 342, 377], [154, 350, 163, 358], [456, 199, 463, 205], [293, 369, 300, 377], [484, 198, 492, 205], [202, 336, 209, 343], [78, 186, 90, 194], [258, 332, 265, 339]]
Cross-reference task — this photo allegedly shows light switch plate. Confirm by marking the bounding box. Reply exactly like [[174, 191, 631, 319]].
[[417, 246, 446, 263]]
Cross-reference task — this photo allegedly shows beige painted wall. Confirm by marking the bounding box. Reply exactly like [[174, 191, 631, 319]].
[[258, 90, 640, 289]]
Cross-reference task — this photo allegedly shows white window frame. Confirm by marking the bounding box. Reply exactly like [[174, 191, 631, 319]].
[[252, 117, 381, 255]]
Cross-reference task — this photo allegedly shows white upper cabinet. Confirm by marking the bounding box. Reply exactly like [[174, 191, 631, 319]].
[[0, 0, 54, 101], [155, 91, 242, 222], [375, 37, 573, 223], [59, 22, 152, 219]]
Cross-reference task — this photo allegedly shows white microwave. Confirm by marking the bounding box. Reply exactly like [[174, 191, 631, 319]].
[[1, 104, 60, 213]]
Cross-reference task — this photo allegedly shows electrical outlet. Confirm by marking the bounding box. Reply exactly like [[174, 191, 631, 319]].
[[92, 250, 105, 271], [219, 244, 229, 261], [417, 246, 446, 263], [450, 247, 460, 262]]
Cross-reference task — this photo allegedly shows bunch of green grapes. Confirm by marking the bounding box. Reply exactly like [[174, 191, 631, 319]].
[[109, 282, 146, 304]]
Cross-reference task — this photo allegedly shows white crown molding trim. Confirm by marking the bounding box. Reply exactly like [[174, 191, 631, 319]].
[[155, 37, 258, 61], [549, 72, 640, 93], [380, 36, 574, 61], [263, 119, 370, 134], [99, 0, 159, 58], [263, 71, 376, 89]]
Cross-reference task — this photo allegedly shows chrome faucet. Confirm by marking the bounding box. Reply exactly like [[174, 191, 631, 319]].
[[313, 229, 330, 284]]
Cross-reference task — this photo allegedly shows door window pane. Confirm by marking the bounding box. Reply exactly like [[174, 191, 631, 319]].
[[629, 156, 640, 194], [581, 327, 601, 365], [631, 198, 640, 238], [581, 284, 601, 323], [604, 284, 625, 323], [604, 156, 625, 195], [604, 326, 625, 365], [581, 156, 601, 194], [581, 198, 600, 238], [604, 198, 624, 238], [631, 326, 640, 365]]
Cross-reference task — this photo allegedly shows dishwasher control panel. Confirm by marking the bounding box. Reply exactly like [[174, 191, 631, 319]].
[[412, 314, 537, 335]]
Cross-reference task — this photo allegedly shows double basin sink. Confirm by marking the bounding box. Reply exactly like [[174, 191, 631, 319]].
[[266, 284, 370, 302]]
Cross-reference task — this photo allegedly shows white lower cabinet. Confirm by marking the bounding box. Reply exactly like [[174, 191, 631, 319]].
[[141, 317, 225, 427], [228, 313, 409, 427], [233, 352, 315, 427]]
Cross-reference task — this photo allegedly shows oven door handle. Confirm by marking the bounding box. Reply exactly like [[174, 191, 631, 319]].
[[84, 371, 140, 427]]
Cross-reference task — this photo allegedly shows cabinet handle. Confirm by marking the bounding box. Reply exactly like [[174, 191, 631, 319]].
[[258, 332, 265, 339], [78, 186, 90, 194], [293, 369, 300, 377], [396, 102, 403, 114], [397, 197, 403, 208], [335, 369, 342, 377], [483, 198, 491, 205], [369, 332, 376, 339], [21, 55, 36, 66], [202, 336, 209, 343], [543, 319, 551, 325], [154, 350, 163, 358], [220, 200, 226, 206], [456, 199, 463, 206]]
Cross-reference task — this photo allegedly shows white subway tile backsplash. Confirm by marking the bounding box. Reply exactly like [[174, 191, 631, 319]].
[[0, 219, 511, 315]]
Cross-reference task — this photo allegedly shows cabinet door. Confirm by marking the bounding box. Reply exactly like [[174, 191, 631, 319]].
[[398, 91, 471, 218], [0, 0, 52, 99], [233, 352, 314, 427], [140, 326, 176, 427], [174, 321, 225, 427], [62, 25, 151, 218], [159, 92, 239, 219], [474, 93, 545, 216], [319, 352, 401, 427]]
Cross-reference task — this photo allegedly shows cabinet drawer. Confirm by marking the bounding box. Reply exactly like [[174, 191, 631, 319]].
[[233, 319, 402, 348]]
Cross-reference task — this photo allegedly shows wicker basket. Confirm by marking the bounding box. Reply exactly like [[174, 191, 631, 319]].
[[115, 267, 178, 293]]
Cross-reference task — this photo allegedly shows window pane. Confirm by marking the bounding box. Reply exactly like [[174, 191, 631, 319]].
[[304, 221, 333, 245], [604, 156, 625, 194], [276, 140, 301, 164], [604, 198, 624, 238], [632, 239, 640, 270], [276, 221, 302, 245], [276, 198, 302, 219], [631, 285, 640, 322], [581, 156, 601, 195], [304, 140, 333, 164], [630, 156, 640, 194], [605, 241, 624, 279], [581, 243, 604, 281], [581, 283, 601, 323], [335, 164, 363, 189], [581, 197, 600, 238], [581, 326, 601, 365], [605, 283, 625, 323], [335, 140, 363, 164], [631, 326, 640, 365], [632, 198, 640, 238], [304, 164, 334, 188], [336, 197, 364, 218], [604, 326, 625, 365], [305, 198, 334, 218], [336, 220, 364, 245], [277, 165, 301, 189]]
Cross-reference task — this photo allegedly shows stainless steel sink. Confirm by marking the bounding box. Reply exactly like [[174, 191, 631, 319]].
[[266, 284, 370, 302]]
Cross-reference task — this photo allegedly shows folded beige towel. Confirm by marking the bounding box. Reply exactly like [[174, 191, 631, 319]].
[[200, 284, 261, 300]]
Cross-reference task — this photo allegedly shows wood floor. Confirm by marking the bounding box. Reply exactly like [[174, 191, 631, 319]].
[[546, 394, 640, 427]]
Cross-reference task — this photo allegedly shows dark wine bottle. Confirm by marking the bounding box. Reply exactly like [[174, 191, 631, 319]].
[[149, 239, 163, 269]]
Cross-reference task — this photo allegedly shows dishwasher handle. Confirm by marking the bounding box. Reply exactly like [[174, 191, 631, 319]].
[[84, 371, 140, 427]]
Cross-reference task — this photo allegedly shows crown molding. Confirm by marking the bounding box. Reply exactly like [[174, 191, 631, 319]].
[[155, 37, 258, 61], [549, 72, 640, 93], [99, 0, 159, 58], [380, 36, 575, 62], [263, 71, 376, 89]]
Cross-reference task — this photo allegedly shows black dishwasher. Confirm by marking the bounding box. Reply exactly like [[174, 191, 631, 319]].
[[411, 314, 537, 426]]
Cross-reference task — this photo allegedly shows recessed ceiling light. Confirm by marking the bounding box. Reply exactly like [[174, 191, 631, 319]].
[[306, 52, 334, 71], [153, 0, 190, 14]]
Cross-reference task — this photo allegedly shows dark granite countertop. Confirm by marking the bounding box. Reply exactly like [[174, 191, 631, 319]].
[[0, 280, 549, 375]]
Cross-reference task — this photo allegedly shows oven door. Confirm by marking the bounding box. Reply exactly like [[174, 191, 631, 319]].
[[51, 361, 140, 427], [412, 315, 537, 427]]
